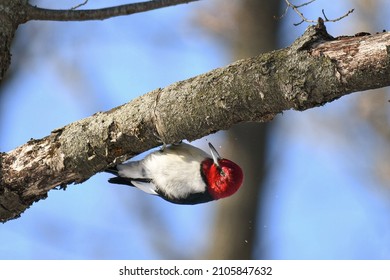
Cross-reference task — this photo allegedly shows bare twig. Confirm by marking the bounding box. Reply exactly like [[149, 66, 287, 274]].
[[321, 8, 354, 24], [293, 0, 316, 8], [71, 0, 89, 10], [23, 0, 199, 22], [275, 0, 354, 26]]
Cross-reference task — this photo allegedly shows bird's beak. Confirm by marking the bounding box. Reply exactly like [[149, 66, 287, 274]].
[[208, 143, 221, 167]]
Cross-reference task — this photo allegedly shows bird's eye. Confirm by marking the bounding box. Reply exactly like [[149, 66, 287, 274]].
[[217, 166, 226, 176]]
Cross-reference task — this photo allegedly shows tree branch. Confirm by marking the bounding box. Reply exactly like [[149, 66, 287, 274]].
[[1, 21, 390, 222], [23, 0, 199, 22], [277, 0, 354, 26], [0, 0, 199, 82]]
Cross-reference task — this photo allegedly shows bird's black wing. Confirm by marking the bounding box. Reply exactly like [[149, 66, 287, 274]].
[[157, 190, 214, 205]]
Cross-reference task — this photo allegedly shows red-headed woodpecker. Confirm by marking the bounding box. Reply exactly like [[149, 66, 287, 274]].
[[106, 142, 243, 205]]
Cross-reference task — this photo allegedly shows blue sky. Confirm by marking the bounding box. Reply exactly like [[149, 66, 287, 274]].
[[1, 0, 390, 259]]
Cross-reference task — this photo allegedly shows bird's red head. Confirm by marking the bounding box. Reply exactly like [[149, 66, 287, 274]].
[[201, 143, 244, 200]]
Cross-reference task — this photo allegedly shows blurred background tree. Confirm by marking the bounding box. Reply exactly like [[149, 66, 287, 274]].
[[195, 0, 281, 259]]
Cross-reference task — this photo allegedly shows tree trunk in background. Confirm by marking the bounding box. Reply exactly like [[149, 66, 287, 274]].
[[205, 0, 281, 259]]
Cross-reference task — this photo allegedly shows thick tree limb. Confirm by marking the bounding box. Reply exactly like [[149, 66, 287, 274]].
[[1, 20, 390, 222]]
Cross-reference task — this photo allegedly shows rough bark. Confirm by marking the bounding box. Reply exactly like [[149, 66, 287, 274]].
[[1, 20, 390, 222]]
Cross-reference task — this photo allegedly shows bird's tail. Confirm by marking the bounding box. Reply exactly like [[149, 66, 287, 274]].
[[107, 176, 135, 186], [105, 166, 119, 176], [105, 166, 135, 187]]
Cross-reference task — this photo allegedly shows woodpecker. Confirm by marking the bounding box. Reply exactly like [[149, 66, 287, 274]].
[[106, 142, 243, 205]]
